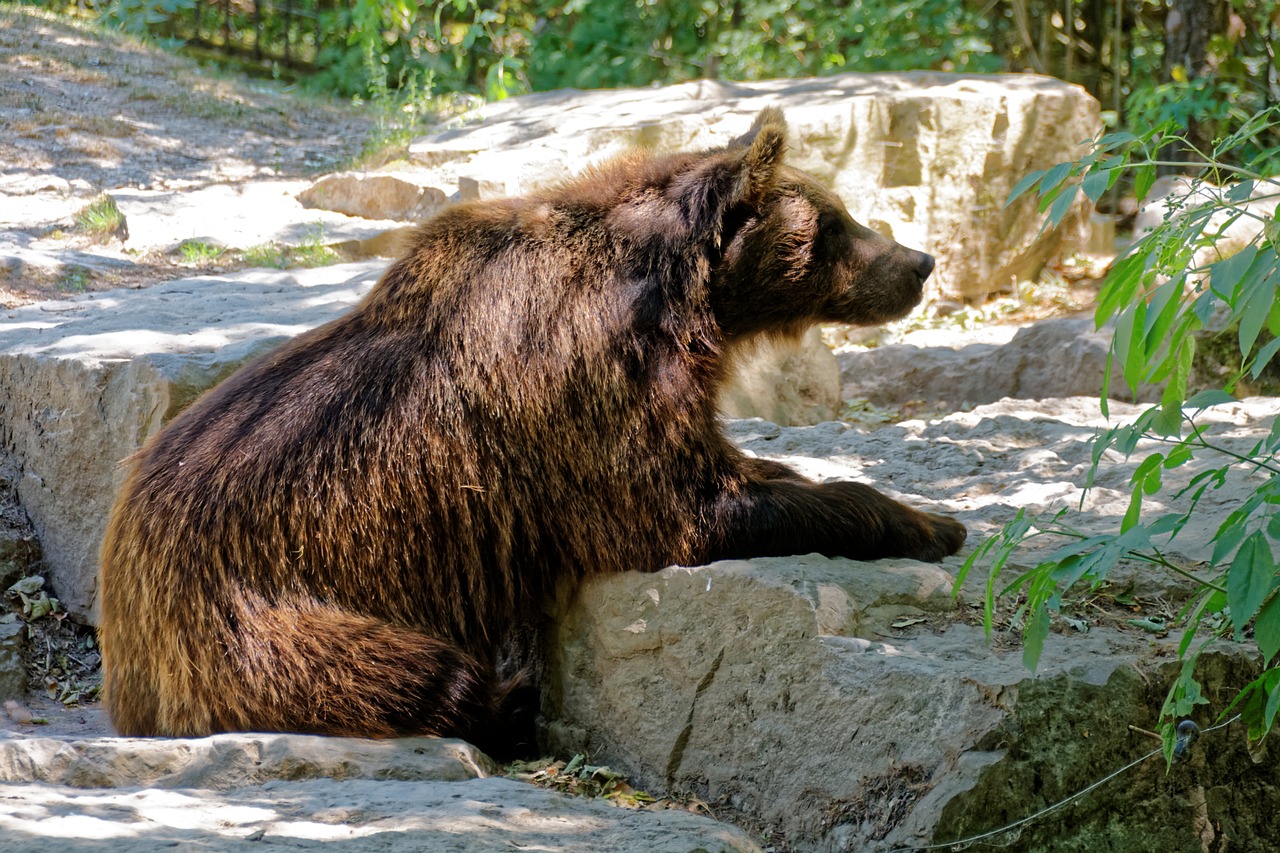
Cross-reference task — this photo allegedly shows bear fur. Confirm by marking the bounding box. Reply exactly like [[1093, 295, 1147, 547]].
[[98, 108, 965, 757]]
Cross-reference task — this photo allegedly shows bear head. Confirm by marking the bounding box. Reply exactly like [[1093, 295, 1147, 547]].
[[681, 107, 935, 342]]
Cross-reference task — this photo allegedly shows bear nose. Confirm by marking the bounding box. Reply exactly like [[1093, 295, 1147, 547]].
[[912, 251, 935, 283]]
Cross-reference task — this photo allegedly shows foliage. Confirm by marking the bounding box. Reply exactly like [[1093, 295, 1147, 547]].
[[959, 108, 1280, 760], [73, 193, 126, 241], [176, 239, 224, 264], [96, 0, 195, 36], [239, 224, 341, 270], [529, 0, 1001, 91], [1124, 0, 1280, 173]]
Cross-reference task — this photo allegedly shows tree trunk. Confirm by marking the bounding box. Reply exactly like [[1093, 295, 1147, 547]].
[[1161, 0, 1221, 170], [1162, 0, 1216, 79]]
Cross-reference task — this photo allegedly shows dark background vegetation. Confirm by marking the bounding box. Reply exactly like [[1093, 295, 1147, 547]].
[[19, 1, 1280, 168]]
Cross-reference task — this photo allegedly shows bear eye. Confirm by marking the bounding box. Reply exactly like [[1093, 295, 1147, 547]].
[[817, 212, 843, 241]]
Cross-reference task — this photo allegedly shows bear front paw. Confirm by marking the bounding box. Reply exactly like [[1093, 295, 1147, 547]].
[[895, 510, 967, 562]]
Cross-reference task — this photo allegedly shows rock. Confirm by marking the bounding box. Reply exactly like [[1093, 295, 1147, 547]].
[[299, 171, 452, 222], [3, 699, 35, 724], [0, 731, 495, 787], [546, 556, 1275, 851], [330, 224, 418, 259], [0, 620, 23, 700], [719, 328, 841, 425], [0, 733, 761, 852], [544, 396, 1280, 850], [0, 230, 137, 284], [838, 317, 1144, 409], [0, 261, 386, 621], [458, 174, 509, 201], [406, 73, 1099, 301], [0, 482, 41, 593]]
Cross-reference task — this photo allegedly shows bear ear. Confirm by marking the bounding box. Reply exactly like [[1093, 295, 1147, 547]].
[[729, 106, 787, 206], [671, 107, 787, 237]]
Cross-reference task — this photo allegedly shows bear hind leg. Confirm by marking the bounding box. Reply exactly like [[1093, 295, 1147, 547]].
[[207, 594, 535, 759]]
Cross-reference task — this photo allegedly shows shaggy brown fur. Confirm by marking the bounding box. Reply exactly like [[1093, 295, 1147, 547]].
[[99, 109, 965, 757]]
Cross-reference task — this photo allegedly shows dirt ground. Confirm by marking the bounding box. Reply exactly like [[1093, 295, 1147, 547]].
[[0, 5, 376, 304]]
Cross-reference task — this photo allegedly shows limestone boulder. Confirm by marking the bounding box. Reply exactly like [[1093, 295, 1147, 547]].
[[407, 73, 1100, 302], [0, 732, 495, 788], [837, 317, 1140, 409], [0, 733, 760, 852], [298, 171, 451, 223]]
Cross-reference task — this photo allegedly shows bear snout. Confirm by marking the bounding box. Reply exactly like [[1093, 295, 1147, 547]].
[[911, 251, 935, 284]]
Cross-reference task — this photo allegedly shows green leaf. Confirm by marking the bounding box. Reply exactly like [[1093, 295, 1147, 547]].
[[1097, 131, 1137, 151], [1264, 669, 1280, 733], [1236, 252, 1279, 358], [1005, 169, 1047, 208], [1185, 389, 1236, 409], [1213, 513, 1252, 565], [1116, 300, 1149, 393], [1156, 340, 1192, 435], [1257, 594, 1280, 664], [1147, 512, 1185, 537], [1023, 603, 1050, 672], [1227, 531, 1277, 634], [1168, 659, 1209, 716], [1039, 162, 1073, 195], [1210, 244, 1258, 300], [1134, 164, 1157, 203], [1082, 168, 1111, 203], [1095, 249, 1150, 327], [1164, 442, 1194, 468], [1047, 184, 1081, 229], [1227, 179, 1257, 203], [1121, 485, 1143, 533], [1252, 337, 1280, 380]]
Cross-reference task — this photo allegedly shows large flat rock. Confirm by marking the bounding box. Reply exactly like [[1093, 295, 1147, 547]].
[[0, 732, 759, 851], [394, 73, 1099, 302]]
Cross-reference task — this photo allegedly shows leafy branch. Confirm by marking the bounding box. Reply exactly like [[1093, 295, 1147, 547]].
[[964, 107, 1280, 760]]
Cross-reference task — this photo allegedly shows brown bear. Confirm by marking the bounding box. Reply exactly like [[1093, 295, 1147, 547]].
[[98, 108, 965, 758]]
